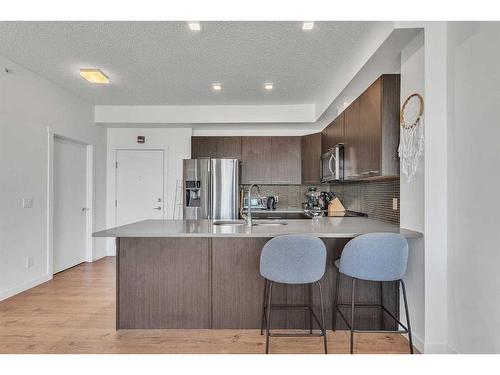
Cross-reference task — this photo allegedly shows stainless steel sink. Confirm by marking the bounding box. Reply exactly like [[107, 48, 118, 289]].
[[252, 220, 288, 226], [212, 220, 246, 226], [212, 219, 288, 226]]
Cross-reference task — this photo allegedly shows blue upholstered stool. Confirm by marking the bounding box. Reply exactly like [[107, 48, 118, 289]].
[[259, 235, 328, 354], [332, 233, 414, 354]]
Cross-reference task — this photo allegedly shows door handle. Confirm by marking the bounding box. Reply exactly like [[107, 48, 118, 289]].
[[153, 206, 162, 210], [81, 207, 90, 212]]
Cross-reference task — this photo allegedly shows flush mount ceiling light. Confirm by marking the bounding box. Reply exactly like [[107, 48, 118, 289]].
[[212, 82, 222, 91], [264, 82, 274, 90], [79, 69, 109, 84], [302, 21, 315, 31], [188, 22, 201, 31]]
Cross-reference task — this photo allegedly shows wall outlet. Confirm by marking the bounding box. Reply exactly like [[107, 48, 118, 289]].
[[22, 198, 33, 208], [26, 256, 34, 268], [392, 198, 398, 210]]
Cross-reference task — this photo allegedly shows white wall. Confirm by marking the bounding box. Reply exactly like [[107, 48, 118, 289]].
[[106, 127, 192, 255], [446, 22, 500, 353], [399, 30, 425, 353], [0, 55, 107, 300]]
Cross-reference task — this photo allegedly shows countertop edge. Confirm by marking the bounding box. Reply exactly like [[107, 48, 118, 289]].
[[93, 219, 423, 239]]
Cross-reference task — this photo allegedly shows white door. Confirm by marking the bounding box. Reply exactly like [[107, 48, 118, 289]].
[[115, 150, 164, 226], [53, 137, 88, 273]]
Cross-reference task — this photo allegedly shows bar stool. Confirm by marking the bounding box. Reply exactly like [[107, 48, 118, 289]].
[[332, 233, 413, 354], [259, 235, 328, 354]]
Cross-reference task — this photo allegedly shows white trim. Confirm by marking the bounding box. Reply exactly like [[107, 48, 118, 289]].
[[95, 104, 315, 124], [46, 126, 55, 276], [424, 342, 455, 354], [0, 274, 52, 302], [423, 22, 449, 353], [85, 144, 94, 262], [446, 343, 459, 354], [402, 332, 425, 354], [47, 130, 95, 275]]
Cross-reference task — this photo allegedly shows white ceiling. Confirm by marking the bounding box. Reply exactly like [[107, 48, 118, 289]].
[[0, 21, 375, 106]]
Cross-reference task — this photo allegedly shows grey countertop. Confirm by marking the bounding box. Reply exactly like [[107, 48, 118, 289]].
[[93, 217, 422, 239]]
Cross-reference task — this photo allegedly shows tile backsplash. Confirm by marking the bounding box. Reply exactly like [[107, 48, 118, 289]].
[[240, 184, 325, 209], [241, 178, 400, 224], [330, 178, 400, 224]]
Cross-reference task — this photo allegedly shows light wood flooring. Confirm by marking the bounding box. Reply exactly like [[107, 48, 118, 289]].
[[0, 257, 414, 354]]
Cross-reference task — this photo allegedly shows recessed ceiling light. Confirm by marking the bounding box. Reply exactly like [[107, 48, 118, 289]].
[[264, 82, 274, 90], [302, 21, 315, 31], [212, 82, 222, 91], [188, 22, 201, 31], [79, 69, 109, 84]]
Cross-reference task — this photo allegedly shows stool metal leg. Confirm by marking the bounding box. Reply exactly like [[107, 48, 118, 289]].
[[379, 281, 385, 330], [260, 279, 268, 335], [332, 270, 340, 331], [400, 279, 414, 354], [317, 281, 328, 354], [265, 281, 273, 354], [350, 278, 356, 354], [308, 283, 313, 334]]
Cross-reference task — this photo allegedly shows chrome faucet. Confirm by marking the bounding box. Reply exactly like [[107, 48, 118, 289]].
[[245, 184, 261, 226]]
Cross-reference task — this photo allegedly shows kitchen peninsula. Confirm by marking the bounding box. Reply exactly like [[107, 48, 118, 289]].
[[94, 218, 420, 330]]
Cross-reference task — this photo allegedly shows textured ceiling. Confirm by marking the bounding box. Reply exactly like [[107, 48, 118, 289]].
[[0, 21, 374, 105]]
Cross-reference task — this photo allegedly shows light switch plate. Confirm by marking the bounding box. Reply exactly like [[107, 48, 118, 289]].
[[22, 198, 33, 208], [392, 198, 398, 210]]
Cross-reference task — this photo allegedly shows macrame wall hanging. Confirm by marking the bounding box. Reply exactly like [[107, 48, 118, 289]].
[[398, 93, 424, 181]]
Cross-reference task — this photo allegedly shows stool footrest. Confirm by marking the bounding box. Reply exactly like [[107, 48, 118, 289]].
[[264, 304, 323, 329], [336, 303, 409, 333], [269, 304, 312, 309], [269, 332, 325, 338]]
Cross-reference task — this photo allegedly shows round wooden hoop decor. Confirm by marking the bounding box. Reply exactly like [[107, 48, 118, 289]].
[[400, 93, 424, 129]]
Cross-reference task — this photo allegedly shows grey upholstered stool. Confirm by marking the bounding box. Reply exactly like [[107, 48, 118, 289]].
[[259, 235, 328, 354], [332, 232, 413, 354]]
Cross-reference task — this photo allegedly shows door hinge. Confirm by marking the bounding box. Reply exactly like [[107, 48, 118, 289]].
[[115, 199, 117, 207], [115, 161, 118, 169]]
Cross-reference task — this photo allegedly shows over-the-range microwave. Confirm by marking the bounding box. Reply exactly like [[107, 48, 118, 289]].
[[321, 144, 344, 182]]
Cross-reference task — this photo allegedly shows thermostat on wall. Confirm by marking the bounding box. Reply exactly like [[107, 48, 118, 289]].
[[137, 136, 145, 144]]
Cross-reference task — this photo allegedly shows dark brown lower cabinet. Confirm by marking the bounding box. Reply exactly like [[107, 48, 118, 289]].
[[117, 237, 399, 330], [211, 238, 268, 328], [117, 237, 211, 329]]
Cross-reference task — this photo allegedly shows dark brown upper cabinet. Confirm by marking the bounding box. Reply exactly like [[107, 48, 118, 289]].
[[271, 137, 301, 184], [215, 137, 242, 159], [342, 74, 400, 180], [241, 136, 301, 184], [191, 136, 241, 159], [301, 133, 322, 184], [344, 98, 361, 179], [241, 137, 273, 184], [321, 113, 344, 155], [191, 137, 217, 159]]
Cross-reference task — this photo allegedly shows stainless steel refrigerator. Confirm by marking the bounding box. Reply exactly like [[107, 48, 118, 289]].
[[183, 159, 240, 220]]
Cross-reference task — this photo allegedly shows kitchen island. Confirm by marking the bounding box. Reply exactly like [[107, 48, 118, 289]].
[[94, 218, 421, 330]]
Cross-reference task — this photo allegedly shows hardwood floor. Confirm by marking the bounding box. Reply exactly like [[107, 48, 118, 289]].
[[0, 257, 415, 354]]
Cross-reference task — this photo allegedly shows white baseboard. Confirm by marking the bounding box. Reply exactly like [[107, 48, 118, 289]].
[[403, 332, 425, 353], [0, 273, 52, 301], [92, 254, 107, 262], [424, 341, 455, 354]]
